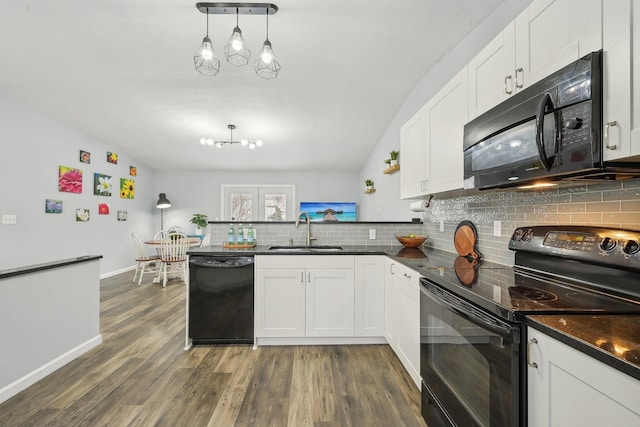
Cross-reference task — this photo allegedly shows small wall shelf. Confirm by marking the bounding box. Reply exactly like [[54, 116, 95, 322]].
[[383, 164, 400, 174], [364, 188, 376, 194]]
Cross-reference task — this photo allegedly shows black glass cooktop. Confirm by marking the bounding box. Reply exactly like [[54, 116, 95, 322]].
[[420, 264, 640, 322]]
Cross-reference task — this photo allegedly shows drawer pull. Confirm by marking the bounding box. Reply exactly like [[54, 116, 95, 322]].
[[504, 75, 513, 95]]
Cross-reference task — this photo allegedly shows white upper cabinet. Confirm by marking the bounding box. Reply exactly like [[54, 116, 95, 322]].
[[428, 66, 468, 194], [400, 105, 429, 199], [602, 0, 640, 161], [468, 22, 516, 118], [469, 0, 602, 120], [401, 66, 468, 199]]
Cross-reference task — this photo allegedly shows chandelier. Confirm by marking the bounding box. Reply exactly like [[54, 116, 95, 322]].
[[194, 3, 281, 79], [200, 124, 264, 149]]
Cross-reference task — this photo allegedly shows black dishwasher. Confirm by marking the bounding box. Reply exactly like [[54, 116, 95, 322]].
[[188, 256, 254, 345]]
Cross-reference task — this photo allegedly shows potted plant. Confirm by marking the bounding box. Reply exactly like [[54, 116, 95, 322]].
[[384, 158, 391, 167], [389, 150, 399, 166], [190, 213, 208, 235], [365, 179, 374, 192]]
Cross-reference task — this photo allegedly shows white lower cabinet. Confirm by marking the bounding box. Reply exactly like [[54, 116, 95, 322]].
[[354, 256, 385, 337], [527, 327, 640, 426], [385, 259, 421, 389], [255, 255, 355, 339]]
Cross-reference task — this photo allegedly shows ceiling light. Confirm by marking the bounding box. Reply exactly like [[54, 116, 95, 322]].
[[254, 8, 281, 79], [195, 3, 280, 78], [201, 124, 265, 149], [224, 9, 251, 66], [193, 9, 221, 76]]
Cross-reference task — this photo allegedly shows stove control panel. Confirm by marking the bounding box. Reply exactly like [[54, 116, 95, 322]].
[[509, 226, 640, 270]]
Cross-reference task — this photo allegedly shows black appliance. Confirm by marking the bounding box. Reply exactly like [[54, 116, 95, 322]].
[[419, 226, 640, 427], [189, 256, 254, 345], [463, 50, 640, 191]]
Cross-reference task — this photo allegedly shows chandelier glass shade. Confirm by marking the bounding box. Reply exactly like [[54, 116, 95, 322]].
[[200, 124, 264, 149], [194, 3, 280, 79]]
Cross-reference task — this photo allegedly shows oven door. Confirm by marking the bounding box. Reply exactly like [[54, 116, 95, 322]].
[[420, 279, 521, 427]]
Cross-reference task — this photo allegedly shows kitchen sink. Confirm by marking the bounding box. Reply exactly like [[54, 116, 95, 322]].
[[268, 245, 344, 252]]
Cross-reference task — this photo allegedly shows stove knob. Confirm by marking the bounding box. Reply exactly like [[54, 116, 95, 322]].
[[512, 229, 524, 241], [522, 229, 534, 242], [599, 237, 618, 252], [623, 240, 640, 255]]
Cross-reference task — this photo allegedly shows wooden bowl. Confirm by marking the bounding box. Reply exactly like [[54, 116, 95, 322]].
[[395, 235, 427, 248]]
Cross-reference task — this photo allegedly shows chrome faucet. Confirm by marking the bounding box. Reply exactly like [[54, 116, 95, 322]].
[[295, 212, 316, 246]]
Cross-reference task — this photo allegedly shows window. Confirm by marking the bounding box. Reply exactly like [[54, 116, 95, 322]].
[[221, 185, 295, 221]]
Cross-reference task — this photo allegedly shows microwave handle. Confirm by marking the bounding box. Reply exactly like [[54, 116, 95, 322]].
[[535, 93, 556, 172]]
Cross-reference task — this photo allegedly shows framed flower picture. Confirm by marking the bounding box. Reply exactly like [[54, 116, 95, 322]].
[[98, 203, 110, 215], [79, 150, 91, 164], [117, 210, 128, 221], [45, 199, 63, 214], [120, 178, 135, 199], [59, 166, 83, 194], [107, 152, 118, 164], [129, 166, 137, 176], [76, 208, 90, 222], [94, 173, 112, 196]]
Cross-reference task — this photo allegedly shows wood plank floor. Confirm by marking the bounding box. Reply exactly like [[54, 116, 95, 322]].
[[0, 272, 427, 427]]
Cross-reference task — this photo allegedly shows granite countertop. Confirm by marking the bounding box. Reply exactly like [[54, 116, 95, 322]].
[[527, 314, 640, 380], [187, 245, 640, 379], [0, 255, 103, 280]]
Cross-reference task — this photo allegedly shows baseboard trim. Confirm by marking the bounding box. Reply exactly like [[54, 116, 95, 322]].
[[100, 265, 135, 279], [255, 336, 387, 346], [0, 335, 102, 404]]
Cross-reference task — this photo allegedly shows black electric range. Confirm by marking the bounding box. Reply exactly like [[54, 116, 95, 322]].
[[419, 226, 640, 427]]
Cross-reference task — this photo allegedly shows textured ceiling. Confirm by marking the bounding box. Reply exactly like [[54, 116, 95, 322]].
[[0, 0, 504, 172]]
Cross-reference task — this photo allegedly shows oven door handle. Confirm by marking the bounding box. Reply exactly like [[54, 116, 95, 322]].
[[422, 284, 514, 338], [535, 92, 557, 172]]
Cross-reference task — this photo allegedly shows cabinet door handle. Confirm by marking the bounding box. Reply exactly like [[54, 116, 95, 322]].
[[403, 273, 412, 279], [527, 338, 538, 368], [504, 75, 513, 94], [390, 263, 395, 274], [515, 68, 524, 89], [300, 272, 304, 283], [307, 272, 311, 283], [605, 121, 618, 150]]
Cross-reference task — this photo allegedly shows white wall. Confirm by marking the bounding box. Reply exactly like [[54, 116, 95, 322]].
[[153, 170, 361, 232], [358, 0, 532, 220], [0, 89, 156, 274]]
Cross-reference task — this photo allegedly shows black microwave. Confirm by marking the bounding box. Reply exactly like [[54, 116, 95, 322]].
[[463, 51, 604, 190]]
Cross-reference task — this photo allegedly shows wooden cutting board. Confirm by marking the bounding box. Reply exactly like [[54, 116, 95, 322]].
[[454, 221, 481, 260]]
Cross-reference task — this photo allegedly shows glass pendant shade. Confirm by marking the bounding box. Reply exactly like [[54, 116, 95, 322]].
[[254, 40, 281, 79], [194, 36, 220, 76], [224, 27, 251, 66]]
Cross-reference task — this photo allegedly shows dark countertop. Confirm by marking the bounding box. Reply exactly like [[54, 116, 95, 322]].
[[188, 245, 639, 379], [526, 314, 640, 380], [0, 255, 103, 280]]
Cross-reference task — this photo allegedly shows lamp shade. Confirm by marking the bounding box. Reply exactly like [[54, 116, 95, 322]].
[[156, 193, 171, 209]]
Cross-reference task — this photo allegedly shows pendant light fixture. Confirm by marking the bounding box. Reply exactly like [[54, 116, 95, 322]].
[[193, 9, 220, 76], [224, 8, 251, 66], [194, 3, 280, 78], [253, 7, 281, 79], [199, 124, 264, 149]]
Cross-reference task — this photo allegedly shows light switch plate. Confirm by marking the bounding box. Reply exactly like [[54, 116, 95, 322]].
[[439, 220, 445, 232], [369, 229, 376, 239], [493, 220, 502, 237], [2, 214, 17, 225]]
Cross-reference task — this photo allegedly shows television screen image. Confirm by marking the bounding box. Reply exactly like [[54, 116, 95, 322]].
[[299, 202, 356, 222]]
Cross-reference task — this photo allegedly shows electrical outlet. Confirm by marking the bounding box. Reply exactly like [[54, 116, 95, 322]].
[[439, 220, 445, 232], [2, 215, 17, 225], [369, 229, 376, 239], [493, 220, 502, 237]]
